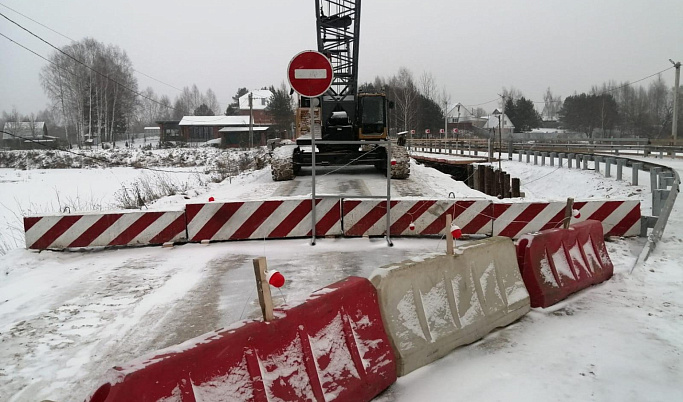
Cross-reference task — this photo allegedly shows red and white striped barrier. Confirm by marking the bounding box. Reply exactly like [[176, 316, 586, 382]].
[[492, 200, 641, 238], [186, 198, 342, 242], [342, 199, 493, 237], [21, 198, 641, 251], [23, 210, 187, 250]]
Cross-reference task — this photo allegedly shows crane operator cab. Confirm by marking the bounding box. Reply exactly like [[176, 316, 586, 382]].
[[357, 93, 389, 140]]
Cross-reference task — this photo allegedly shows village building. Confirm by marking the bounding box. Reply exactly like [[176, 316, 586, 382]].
[[157, 115, 270, 148], [1, 121, 59, 149]]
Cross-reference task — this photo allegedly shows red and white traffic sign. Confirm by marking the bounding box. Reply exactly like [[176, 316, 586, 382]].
[[287, 50, 333, 98], [425, 129, 431, 134], [439, 129, 445, 134], [452, 128, 458, 134], [410, 129, 415, 134]]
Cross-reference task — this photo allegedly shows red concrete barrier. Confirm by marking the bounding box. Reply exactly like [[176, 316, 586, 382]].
[[516, 220, 614, 308], [87, 277, 396, 402]]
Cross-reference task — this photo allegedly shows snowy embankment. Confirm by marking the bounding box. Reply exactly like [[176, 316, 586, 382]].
[[0, 148, 680, 401], [0, 147, 266, 253]]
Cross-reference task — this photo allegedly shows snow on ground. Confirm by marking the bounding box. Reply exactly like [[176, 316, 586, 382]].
[[0, 148, 681, 401]]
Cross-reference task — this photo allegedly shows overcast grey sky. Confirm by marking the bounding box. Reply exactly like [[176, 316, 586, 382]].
[[1, 0, 682, 116]]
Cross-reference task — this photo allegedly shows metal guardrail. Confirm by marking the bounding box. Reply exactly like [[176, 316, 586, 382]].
[[406, 138, 683, 159], [631, 167, 680, 271], [406, 139, 680, 270]]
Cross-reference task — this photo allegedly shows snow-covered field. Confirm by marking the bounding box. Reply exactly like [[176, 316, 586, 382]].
[[0, 148, 681, 401]]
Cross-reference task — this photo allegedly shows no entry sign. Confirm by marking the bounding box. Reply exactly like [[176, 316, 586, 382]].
[[287, 50, 333, 98]]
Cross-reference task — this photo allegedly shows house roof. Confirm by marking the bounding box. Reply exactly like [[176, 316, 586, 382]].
[[482, 114, 515, 129], [218, 126, 269, 133], [179, 116, 252, 126], [2, 122, 46, 140], [238, 90, 273, 110]]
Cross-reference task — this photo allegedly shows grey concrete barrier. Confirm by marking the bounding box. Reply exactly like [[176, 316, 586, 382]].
[[369, 237, 530, 376], [550, 152, 556, 166]]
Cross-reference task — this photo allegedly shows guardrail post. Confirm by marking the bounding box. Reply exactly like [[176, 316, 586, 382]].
[[508, 139, 513, 160], [594, 156, 602, 173], [605, 158, 613, 178], [494, 169, 502, 197], [650, 166, 661, 189], [616, 159, 625, 180], [473, 165, 480, 190], [503, 172, 511, 198], [518, 150, 523, 161], [488, 138, 494, 162], [558, 153, 565, 167], [568, 153, 575, 168], [533, 151, 538, 165], [525, 150, 531, 163], [484, 165, 494, 195], [659, 171, 673, 189], [541, 152, 547, 166], [653, 189, 664, 216], [632, 162, 642, 185], [650, 167, 661, 211], [511, 177, 521, 197], [550, 152, 556, 166], [582, 155, 589, 170]]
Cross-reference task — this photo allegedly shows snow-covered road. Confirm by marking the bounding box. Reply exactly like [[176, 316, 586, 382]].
[[1, 153, 681, 401]]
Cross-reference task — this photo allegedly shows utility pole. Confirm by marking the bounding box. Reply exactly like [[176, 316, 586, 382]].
[[249, 92, 254, 148], [444, 100, 448, 143], [499, 95, 505, 170], [671, 59, 681, 146]]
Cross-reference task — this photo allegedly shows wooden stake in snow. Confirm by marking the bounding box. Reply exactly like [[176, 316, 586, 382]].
[[563, 197, 575, 229], [446, 214, 454, 255], [253, 257, 274, 321]]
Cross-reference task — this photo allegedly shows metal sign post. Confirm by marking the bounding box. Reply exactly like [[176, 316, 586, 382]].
[[287, 51, 333, 246], [310, 98, 318, 245]]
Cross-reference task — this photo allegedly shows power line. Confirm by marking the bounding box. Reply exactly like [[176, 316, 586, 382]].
[[0, 24, 231, 124], [464, 66, 676, 108], [0, 1, 184, 93], [0, 31, 54, 65], [464, 98, 499, 108], [0, 11, 176, 111]]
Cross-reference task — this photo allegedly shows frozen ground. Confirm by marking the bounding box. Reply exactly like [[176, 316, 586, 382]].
[[0, 149, 681, 401]]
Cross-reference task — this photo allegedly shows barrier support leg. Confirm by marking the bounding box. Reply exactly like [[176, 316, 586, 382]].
[[563, 197, 574, 229], [446, 214, 454, 255], [253, 257, 274, 321]]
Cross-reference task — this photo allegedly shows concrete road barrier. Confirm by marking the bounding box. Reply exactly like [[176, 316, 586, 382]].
[[492, 200, 641, 238], [369, 237, 530, 376], [23, 210, 187, 250], [186, 198, 342, 241], [343, 199, 493, 237], [516, 220, 614, 308], [87, 277, 396, 402]]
